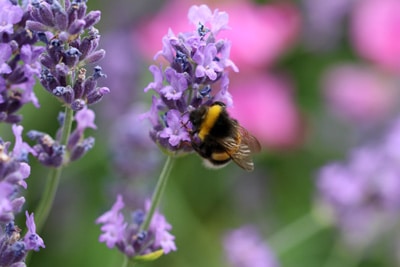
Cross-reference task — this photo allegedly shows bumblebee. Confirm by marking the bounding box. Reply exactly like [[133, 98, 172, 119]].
[[189, 101, 261, 171]]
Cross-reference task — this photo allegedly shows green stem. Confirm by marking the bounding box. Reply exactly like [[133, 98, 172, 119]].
[[268, 212, 327, 256], [122, 256, 141, 267], [140, 156, 175, 232], [121, 256, 129, 267], [34, 107, 74, 233]]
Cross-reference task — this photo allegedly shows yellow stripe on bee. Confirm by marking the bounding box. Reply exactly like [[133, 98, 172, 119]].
[[198, 104, 222, 140], [211, 151, 230, 161]]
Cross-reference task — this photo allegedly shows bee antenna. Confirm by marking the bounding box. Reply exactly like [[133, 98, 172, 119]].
[[181, 118, 190, 130], [180, 112, 192, 132]]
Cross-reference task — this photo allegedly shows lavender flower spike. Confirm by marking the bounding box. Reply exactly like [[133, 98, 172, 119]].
[[143, 4, 238, 155], [96, 195, 176, 260], [26, 0, 110, 111]]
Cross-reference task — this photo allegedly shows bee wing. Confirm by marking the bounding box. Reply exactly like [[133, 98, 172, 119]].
[[220, 124, 261, 172], [237, 125, 261, 154], [229, 141, 256, 171]]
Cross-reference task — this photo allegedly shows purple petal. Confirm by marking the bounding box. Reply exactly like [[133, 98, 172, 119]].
[[24, 211, 45, 251], [75, 108, 97, 132], [188, 5, 213, 26], [144, 65, 164, 93]]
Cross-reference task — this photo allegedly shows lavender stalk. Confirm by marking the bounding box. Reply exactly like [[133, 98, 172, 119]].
[[34, 106, 73, 232], [24, 0, 109, 232], [139, 156, 175, 232]]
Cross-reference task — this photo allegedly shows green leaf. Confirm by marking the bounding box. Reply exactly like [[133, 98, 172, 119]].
[[133, 249, 164, 262]]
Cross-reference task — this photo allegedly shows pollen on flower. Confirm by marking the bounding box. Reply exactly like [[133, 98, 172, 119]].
[[0, 145, 10, 162], [41, 135, 55, 147]]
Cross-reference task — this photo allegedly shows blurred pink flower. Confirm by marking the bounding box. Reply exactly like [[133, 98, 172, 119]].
[[351, 0, 400, 72], [227, 73, 303, 149], [136, 0, 300, 68], [323, 64, 399, 124], [218, 2, 300, 69]]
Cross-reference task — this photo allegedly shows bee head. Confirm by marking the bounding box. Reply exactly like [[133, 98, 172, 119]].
[[211, 101, 226, 108], [189, 106, 207, 129], [189, 102, 227, 130]]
